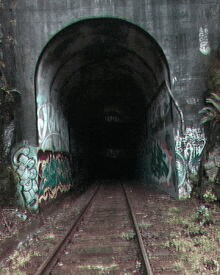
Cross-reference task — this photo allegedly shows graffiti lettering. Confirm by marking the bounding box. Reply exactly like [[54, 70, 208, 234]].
[[175, 127, 206, 197], [145, 84, 176, 195], [150, 141, 172, 187], [38, 184, 71, 204], [38, 150, 73, 204], [12, 146, 38, 210], [151, 142, 169, 178]]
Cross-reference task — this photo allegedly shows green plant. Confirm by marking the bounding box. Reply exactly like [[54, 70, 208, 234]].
[[165, 201, 220, 274], [194, 205, 214, 226], [43, 233, 55, 242], [203, 190, 217, 203], [203, 259, 219, 271], [199, 92, 220, 126], [184, 223, 208, 237], [120, 232, 136, 240], [137, 223, 152, 229]]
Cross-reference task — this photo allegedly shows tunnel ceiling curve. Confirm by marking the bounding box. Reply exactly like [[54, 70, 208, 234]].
[[35, 17, 170, 129]]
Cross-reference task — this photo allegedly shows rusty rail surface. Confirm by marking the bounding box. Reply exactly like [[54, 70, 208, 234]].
[[35, 182, 153, 275], [35, 183, 101, 275], [122, 183, 153, 275]]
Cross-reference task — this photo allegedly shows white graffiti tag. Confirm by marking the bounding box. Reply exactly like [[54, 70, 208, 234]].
[[175, 127, 206, 197], [199, 26, 211, 55], [37, 103, 69, 151]]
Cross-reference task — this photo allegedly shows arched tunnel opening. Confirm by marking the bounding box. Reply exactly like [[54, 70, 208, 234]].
[[72, 77, 146, 181], [35, 18, 175, 190]]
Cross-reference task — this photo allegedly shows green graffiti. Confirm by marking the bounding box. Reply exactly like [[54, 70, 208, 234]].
[[39, 158, 72, 196], [39, 159, 58, 193], [60, 159, 72, 184], [12, 145, 38, 210], [151, 143, 169, 178]]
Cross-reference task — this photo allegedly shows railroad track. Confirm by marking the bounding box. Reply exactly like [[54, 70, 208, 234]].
[[35, 182, 153, 274]]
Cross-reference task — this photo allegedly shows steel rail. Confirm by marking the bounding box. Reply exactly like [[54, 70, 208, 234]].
[[35, 183, 101, 275], [122, 183, 153, 275]]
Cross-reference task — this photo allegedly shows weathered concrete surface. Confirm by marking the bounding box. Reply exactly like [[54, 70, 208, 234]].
[[0, 89, 21, 202], [1, 0, 220, 206], [3, 0, 219, 130]]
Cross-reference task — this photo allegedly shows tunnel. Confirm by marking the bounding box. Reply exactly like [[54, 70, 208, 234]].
[[35, 18, 173, 187]]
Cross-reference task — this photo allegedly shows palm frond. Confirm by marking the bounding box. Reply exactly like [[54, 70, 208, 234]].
[[199, 107, 215, 114], [206, 98, 220, 112], [210, 92, 220, 102], [201, 115, 215, 124]]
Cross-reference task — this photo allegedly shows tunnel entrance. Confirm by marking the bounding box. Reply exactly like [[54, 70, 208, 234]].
[[73, 77, 146, 181], [35, 18, 176, 193]]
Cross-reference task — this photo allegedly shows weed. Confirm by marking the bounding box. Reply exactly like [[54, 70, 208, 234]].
[[167, 238, 194, 252], [166, 210, 208, 237], [204, 259, 218, 270], [172, 261, 184, 272], [120, 232, 136, 240], [184, 223, 208, 237], [203, 191, 218, 203], [164, 203, 220, 274], [194, 205, 215, 226], [135, 260, 141, 269], [43, 233, 55, 242], [137, 223, 152, 229], [6, 250, 41, 272], [79, 264, 118, 271]]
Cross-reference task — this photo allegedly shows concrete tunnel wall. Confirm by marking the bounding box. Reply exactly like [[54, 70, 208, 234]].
[[35, 18, 178, 200], [1, 0, 219, 209]]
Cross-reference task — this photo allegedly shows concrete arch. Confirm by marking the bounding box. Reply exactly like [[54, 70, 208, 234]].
[[35, 18, 170, 107], [35, 17, 177, 196]]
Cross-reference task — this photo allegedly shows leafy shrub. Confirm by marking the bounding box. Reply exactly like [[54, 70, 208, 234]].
[[199, 92, 220, 127], [203, 190, 217, 203], [194, 205, 215, 226]]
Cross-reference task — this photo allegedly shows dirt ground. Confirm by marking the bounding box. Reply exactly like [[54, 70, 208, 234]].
[[0, 185, 219, 274]]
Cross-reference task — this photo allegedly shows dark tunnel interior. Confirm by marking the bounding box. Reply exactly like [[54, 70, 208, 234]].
[[69, 77, 146, 181], [35, 18, 170, 184]]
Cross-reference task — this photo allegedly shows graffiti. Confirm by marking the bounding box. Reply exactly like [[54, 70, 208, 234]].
[[186, 97, 200, 105], [148, 86, 172, 133], [151, 143, 169, 178], [37, 101, 69, 152], [38, 150, 73, 204], [199, 25, 211, 55], [175, 128, 206, 174], [145, 85, 177, 195], [39, 184, 71, 203], [12, 146, 38, 210], [150, 140, 173, 187], [175, 127, 206, 197]]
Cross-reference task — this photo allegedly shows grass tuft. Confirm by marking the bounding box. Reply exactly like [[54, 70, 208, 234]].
[[164, 205, 220, 274]]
